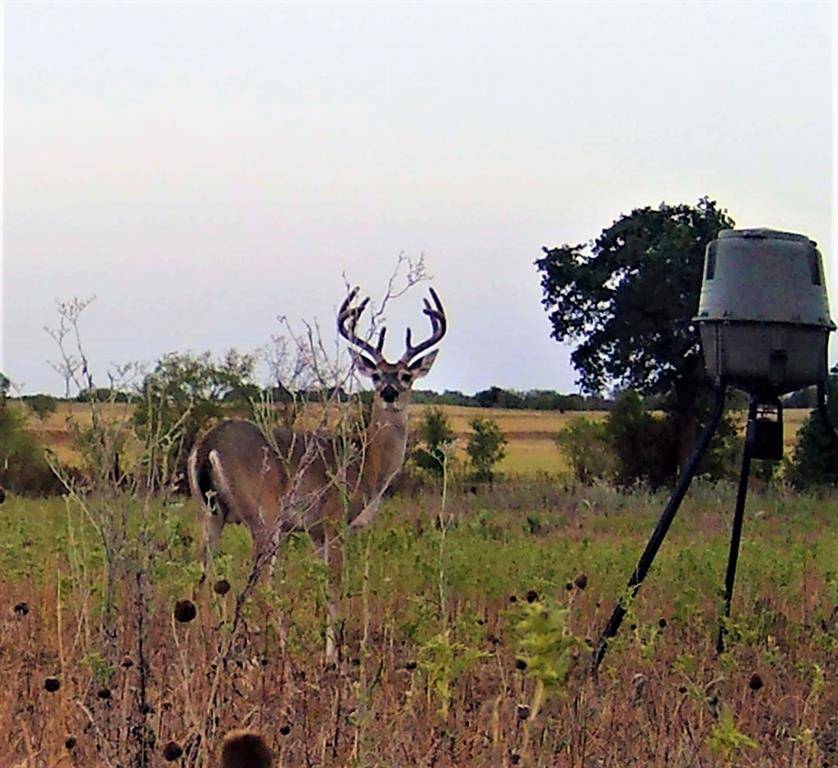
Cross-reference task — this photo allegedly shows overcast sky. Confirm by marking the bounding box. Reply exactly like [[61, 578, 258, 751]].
[[3, 1, 834, 396]]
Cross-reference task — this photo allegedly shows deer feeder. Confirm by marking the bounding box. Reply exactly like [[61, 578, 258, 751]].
[[594, 228, 838, 671], [695, 229, 834, 396]]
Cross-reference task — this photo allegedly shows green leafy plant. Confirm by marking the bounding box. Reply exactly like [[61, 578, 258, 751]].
[[466, 417, 507, 482], [514, 597, 587, 718], [707, 707, 758, 764], [417, 629, 484, 718], [412, 406, 454, 477], [24, 394, 58, 421], [555, 416, 614, 484]]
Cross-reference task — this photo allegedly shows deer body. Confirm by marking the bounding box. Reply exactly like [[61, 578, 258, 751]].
[[187, 397, 411, 563], [187, 287, 447, 644]]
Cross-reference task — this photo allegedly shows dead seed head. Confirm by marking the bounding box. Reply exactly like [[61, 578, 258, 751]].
[[508, 595, 517, 603], [97, 687, 112, 700], [163, 741, 183, 761], [515, 658, 527, 671], [525, 590, 538, 603], [221, 731, 273, 768], [658, 618, 667, 628], [565, 582, 573, 591], [279, 724, 291, 736], [64, 736, 76, 749], [214, 579, 231, 595], [174, 599, 197, 623], [44, 677, 60, 693], [749, 673, 764, 691], [516, 703, 530, 720], [574, 573, 588, 589], [121, 656, 134, 668], [13, 601, 29, 616]]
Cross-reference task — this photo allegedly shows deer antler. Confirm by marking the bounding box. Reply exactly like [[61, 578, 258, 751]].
[[400, 287, 447, 364], [337, 287, 386, 363]]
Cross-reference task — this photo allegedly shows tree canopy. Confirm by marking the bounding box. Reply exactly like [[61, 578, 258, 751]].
[[536, 198, 736, 467], [536, 198, 734, 402]]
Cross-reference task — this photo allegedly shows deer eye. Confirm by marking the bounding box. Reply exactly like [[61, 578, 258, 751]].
[[372, 373, 381, 383], [399, 372, 412, 383]]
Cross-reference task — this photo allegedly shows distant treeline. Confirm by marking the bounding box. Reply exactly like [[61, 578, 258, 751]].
[[410, 386, 612, 411], [17, 384, 613, 411], [13, 382, 823, 413]]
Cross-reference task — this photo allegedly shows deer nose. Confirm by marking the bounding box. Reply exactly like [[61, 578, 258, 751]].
[[380, 385, 399, 403]]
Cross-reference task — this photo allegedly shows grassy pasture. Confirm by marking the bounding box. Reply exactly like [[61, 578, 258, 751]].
[[18, 401, 813, 478], [0, 480, 835, 766]]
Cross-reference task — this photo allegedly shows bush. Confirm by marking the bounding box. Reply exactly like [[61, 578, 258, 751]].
[[466, 417, 507, 482], [0, 405, 64, 496], [24, 394, 58, 421], [786, 374, 838, 488], [605, 391, 679, 488], [412, 407, 454, 477], [555, 417, 614, 484], [557, 390, 739, 489]]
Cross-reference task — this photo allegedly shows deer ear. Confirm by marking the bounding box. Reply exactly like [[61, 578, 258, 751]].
[[349, 349, 378, 378], [408, 350, 438, 379]]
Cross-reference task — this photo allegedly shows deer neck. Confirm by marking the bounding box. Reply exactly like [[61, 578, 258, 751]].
[[345, 401, 409, 524], [363, 402, 409, 485]]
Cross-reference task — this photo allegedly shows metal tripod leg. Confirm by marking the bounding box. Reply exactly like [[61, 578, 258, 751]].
[[716, 397, 758, 654], [592, 386, 727, 672]]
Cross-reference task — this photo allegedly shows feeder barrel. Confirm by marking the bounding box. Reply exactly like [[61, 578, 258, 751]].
[[695, 228, 834, 395]]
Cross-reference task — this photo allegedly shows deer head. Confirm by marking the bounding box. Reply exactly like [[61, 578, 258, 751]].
[[338, 286, 446, 413]]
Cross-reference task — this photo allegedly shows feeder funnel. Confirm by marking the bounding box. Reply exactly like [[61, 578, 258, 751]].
[[695, 228, 835, 396]]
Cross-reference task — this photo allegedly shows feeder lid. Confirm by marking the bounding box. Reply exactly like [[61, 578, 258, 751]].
[[695, 228, 835, 330], [717, 229, 814, 245]]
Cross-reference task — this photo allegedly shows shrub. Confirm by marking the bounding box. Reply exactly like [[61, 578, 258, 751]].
[[412, 407, 454, 477], [0, 404, 64, 496], [604, 390, 739, 488], [24, 394, 58, 421], [786, 374, 838, 488], [555, 417, 614, 484], [605, 391, 679, 488], [466, 417, 507, 482], [132, 350, 255, 491]]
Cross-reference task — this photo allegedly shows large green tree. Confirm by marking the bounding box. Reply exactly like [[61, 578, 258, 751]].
[[536, 198, 735, 467]]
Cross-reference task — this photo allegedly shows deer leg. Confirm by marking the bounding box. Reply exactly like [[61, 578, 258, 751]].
[[202, 510, 224, 579]]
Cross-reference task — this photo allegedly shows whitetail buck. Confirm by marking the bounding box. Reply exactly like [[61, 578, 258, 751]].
[[187, 286, 446, 656]]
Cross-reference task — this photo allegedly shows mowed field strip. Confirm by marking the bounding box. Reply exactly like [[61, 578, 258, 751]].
[[20, 401, 812, 477]]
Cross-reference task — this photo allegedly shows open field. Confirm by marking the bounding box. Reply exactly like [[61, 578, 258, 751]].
[[17, 401, 813, 478], [0, 481, 835, 766]]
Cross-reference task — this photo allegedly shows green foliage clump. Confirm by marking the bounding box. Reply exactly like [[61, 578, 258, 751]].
[[0, 403, 63, 496], [514, 597, 586, 717], [787, 373, 838, 488], [412, 406, 454, 477], [605, 390, 678, 488], [133, 349, 256, 489], [24, 394, 58, 421], [707, 707, 758, 764], [555, 417, 614, 485], [557, 388, 741, 488], [466, 417, 507, 482], [417, 629, 484, 719]]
